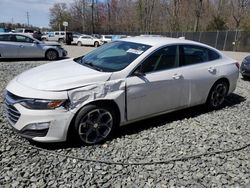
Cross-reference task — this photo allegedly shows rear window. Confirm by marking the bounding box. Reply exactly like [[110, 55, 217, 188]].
[[180, 45, 220, 66]]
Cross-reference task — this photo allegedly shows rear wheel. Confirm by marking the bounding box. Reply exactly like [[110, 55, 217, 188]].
[[206, 80, 228, 110], [74, 104, 117, 145], [77, 41, 82, 46], [45, 50, 58, 61]]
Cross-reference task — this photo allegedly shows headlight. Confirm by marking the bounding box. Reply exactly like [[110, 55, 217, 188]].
[[20, 99, 66, 110]]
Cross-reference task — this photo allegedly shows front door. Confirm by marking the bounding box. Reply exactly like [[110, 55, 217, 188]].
[[126, 45, 189, 121]]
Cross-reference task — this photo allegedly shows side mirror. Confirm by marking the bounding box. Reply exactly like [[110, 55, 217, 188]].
[[33, 41, 39, 44], [133, 69, 145, 77]]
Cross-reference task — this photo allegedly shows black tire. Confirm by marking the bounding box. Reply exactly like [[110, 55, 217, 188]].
[[94, 41, 99, 47], [77, 41, 82, 46], [45, 50, 58, 61], [74, 104, 117, 145], [206, 80, 228, 110]]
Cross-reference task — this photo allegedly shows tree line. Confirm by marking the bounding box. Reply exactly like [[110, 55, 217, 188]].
[[49, 0, 249, 34]]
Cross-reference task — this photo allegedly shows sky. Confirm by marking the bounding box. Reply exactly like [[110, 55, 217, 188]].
[[0, 0, 74, 28]]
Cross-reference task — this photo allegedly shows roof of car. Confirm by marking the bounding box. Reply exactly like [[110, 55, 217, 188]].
[[120, 36, 205, 47]]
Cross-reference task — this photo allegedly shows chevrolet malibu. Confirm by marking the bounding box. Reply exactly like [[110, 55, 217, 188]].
[[4, 37, 239, 145], [0, 33, 67, 60]]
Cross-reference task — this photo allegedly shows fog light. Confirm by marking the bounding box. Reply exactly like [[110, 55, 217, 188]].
[[24, 122, 50, 131]]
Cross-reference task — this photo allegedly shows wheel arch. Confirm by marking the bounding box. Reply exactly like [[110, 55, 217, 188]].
[[66, 99, 121, 141], [206, 77, 230, 102], [45, 48, 59, 57]]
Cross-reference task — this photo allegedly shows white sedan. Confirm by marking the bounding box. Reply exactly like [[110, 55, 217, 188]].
[[76, 34, 103, 47], [4, 37, 239, 145]]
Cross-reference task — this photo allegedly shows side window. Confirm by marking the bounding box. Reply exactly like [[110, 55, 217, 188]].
[[140, 45, 178, 74], [55, 32, 59, 35], [180, 45, 219, 66], [0, 35, 10, 41], [208, 49, 220, 61], [16, 35, 33, 43]]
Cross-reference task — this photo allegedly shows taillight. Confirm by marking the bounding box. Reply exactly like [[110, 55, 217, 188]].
[[235, 62, 240, 69]]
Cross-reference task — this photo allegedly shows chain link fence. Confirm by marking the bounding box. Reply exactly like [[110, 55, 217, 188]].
[[115, 30, 250, 52]]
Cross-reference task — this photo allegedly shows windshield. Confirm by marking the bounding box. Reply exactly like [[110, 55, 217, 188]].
[[75, 41, 151, 72]]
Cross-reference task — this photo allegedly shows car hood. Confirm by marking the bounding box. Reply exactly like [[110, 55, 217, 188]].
[[16, 59, 112, 91]]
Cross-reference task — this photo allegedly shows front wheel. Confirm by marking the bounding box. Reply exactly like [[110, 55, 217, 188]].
[[74, 105, 116, 145], [45, 50, 58, 61], [77, 41, 82, 46], [94, 41, 99, 47], [206, 80, 228, 110]]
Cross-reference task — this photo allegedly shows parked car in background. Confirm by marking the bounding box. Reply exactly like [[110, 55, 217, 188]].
[[240, 55, 250, 79], [111, 35, 127, 41], [0, 28, 11, 33], [76, 34, 102, 47], [4, 37, 239, 145], [0, 33, 67, 60], [100, 35, 112, 43], [42, 31, 73, 44], [71, 34, 81, 45], [14, 28, 34, 33]]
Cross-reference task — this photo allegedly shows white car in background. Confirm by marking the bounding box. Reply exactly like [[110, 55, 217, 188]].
[[4, 37, 239, 145], [100, 35, 112, 43], [76, 34, 102, 47], [71, 34, 81, 45]]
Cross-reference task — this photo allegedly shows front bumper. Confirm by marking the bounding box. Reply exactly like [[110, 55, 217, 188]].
[[3, 79, 75, 142], [4, 99, 74, 142]]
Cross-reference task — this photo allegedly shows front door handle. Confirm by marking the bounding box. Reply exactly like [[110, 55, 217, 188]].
[[172, 73, 182, 80], [19, 45, 24, 48]]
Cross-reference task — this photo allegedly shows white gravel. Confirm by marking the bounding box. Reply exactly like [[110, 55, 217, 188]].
[[0, 46, 250, 187]]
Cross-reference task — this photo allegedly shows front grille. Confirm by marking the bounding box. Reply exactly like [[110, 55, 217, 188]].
[[3, 92, 21, 125]]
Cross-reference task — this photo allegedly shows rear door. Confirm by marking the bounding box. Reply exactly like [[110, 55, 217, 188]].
[[0, 34, 19, 58], [178, 44, 222, 106]]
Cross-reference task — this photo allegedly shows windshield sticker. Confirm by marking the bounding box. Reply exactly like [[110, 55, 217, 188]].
[[127, 49, 144, 55]]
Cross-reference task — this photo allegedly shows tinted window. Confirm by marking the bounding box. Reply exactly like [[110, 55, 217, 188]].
[[208, 49, 220, 61], [16, 35, 33, 43], [140, 45, 178, 73], [180, 45, 220, 66], [0, 35, 10, 41]]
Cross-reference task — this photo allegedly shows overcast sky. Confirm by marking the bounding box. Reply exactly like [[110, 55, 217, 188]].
[[0, 0, 74, 28]]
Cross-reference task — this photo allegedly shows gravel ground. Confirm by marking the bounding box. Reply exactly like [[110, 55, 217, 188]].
[[0, 48, 250, 187]]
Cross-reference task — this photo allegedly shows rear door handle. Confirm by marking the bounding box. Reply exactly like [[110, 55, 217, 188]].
[[172, 73, 182, 80], [19, 45, 24, 48], [208, 67, 216, 73]]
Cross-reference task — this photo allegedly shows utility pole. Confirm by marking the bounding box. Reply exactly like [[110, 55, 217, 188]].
[[26, 11, 30, 27], [91, 0, 95, 34]]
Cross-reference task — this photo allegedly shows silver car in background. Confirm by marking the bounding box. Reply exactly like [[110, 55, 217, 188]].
[[0, 33, 67, 60]]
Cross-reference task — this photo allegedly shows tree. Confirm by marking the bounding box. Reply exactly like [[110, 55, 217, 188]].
[[49, 3, 71, 31]]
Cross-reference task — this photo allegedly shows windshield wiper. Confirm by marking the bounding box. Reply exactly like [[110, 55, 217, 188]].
[[84, 62, 103, 72]]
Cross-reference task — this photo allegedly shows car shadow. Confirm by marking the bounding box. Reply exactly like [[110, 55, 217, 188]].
[[30, 93, 246, 150], [241, 76, 250, 82]]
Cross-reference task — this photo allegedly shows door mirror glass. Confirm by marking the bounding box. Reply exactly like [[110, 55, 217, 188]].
[[133, 69, 145, 77]]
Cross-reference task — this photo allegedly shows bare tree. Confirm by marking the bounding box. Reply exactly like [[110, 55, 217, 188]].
[[49, 3, 70, 31], [231, 0, 250, 29]]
